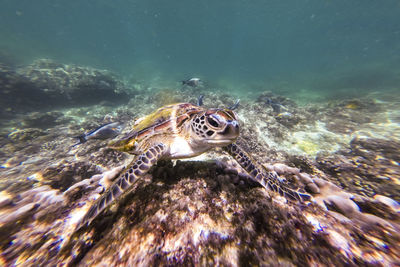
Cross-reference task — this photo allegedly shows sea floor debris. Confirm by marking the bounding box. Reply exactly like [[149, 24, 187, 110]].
[[0, 60, 399, 266]]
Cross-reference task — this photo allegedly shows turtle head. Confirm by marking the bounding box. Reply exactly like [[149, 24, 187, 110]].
[[189, 108, 239, 146]]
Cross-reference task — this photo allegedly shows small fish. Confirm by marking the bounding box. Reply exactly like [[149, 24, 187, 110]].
[[197, 95, 204, 106], [277, 112, 293, 118], [264, 97, 275, 105], [182, 78, 202, 87], [263, 97, 287, 113], [228, 99, 240, 110], [72, 122, 123, 147], [271, 103, 283, 113]]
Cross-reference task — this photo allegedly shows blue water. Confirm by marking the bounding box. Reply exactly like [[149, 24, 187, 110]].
[[1, 0, 400, 98]]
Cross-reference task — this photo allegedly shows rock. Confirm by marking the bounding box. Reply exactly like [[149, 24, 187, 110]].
[[298, 172, 313, 184], [272, 163, 300, 175], [0, 59, 134, 115], [374, 195, 400, 212], [0, 192, 12, 208], [21, 111, 64, 129], [312, 177, 328, 188], [0, 202, 38, 225], [357, 213, 394, 229], [317, 137, 400, 201], [325, 195, 360, 216], [305, 182, 320, 194], [7, 128, 46, 142], [41, 161, 102, 191]]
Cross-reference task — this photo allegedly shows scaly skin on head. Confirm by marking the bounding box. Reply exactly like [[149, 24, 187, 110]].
[[188, 108, 240, 147]]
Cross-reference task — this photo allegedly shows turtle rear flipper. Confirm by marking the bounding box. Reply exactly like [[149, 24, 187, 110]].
[[76, 143, 168, 230], [224, 143, 310, 202]]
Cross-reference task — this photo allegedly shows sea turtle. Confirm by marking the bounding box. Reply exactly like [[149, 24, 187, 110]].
[[77, 102, 310, 229]]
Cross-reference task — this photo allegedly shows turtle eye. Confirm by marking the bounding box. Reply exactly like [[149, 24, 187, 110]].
[[207, 116, 220, 128]]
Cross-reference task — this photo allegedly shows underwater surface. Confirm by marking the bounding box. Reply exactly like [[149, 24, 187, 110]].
[[0, 1, 399, 266]]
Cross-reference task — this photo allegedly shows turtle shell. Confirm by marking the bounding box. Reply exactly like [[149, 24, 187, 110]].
[[109, 103, 204, 153]]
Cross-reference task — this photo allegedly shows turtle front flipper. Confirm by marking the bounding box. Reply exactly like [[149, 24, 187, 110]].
[[76, 143, 168, 230], [224, 143, 310, 202]]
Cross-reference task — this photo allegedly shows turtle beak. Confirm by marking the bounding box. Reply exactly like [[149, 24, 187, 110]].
[[221, 120, 239, 140], [206, 120, 239, 146]]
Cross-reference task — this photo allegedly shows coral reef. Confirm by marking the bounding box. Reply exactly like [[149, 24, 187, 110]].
[[0, 59, 134, 118], [0, 59, 399, 266], [317, 137, 400, 201]]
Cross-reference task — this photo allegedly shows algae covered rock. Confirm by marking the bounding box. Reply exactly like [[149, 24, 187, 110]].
[[0, 59, 133, 115], [317, 137, 400, 201], [0, 158, 399, 266], [17, 59, 132, 106]]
